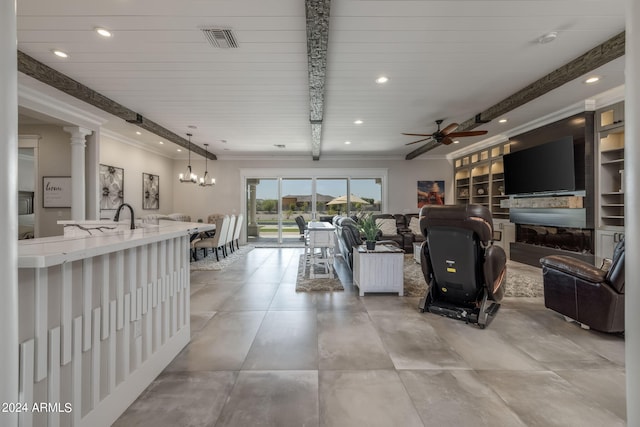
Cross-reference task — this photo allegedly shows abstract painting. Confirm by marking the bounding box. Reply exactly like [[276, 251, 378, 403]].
[[142, 172, 159, 210], [100, 164, 124, 210], [417, 180, 445, 208]]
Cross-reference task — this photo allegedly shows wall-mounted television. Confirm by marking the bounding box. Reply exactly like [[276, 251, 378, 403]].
[[503, 136, 577, 195]]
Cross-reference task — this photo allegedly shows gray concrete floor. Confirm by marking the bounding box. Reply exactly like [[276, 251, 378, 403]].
[[114, 247, 626, 427]]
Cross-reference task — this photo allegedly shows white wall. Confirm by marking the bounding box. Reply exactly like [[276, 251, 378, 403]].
[[171, 156, 454, 223], [100, 135, 176, 219], [15, 123, 454, 234]]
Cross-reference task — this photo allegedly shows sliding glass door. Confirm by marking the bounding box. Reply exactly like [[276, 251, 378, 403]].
[[281, 178, 312, 243], [350, 178, 383, 216], [243, 170, 387, 245], [316, 178, 348, 221], [246, 178, 278, 245]]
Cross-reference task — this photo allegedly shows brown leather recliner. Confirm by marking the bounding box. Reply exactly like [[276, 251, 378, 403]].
[[540, 237, 625, 333], [418, 204, 506, 328], [372, 213, 412, 251]]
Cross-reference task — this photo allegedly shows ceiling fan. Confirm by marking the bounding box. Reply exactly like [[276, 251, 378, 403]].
[[403, 119, 488, 147]]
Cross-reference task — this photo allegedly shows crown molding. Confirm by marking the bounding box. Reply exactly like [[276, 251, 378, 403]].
[[18, 81, 107, 130], [100, 129, 175, 160]]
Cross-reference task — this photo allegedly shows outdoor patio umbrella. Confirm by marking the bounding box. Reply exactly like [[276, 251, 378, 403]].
[[326, 194, 370, 205]]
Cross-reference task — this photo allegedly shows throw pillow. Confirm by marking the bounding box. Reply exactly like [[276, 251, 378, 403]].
[[408, 217, 421, 235], [376, 218, 397, 236]]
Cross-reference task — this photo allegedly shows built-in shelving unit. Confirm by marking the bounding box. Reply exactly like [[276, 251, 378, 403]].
[[599, 134, 624, 227], [595, 101, 625, 262], [490, 159, 509, 219], [453, 141, 510, 218], [455, 168, 470, 204]]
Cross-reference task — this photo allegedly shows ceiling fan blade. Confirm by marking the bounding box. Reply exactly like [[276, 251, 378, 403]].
[[405, 137, 433, 146], [441, 136, 454, 145], [402, 133, 433, 137], [447, 130, 488, 138], [440, 123, 459, 136]]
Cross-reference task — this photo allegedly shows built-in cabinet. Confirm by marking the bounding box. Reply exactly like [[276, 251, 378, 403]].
[[454, 141, 510, 219], [595, 101, 625, 263]]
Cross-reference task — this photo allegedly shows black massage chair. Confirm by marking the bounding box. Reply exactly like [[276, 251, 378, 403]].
[[418, 204, 506, 328]]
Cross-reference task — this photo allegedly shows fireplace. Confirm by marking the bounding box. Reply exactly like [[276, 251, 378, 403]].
[[511, 224, 594, 266], [516, 224, 593, 254]]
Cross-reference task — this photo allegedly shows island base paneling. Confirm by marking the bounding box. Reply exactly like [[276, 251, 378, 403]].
[[17, 235, 190, 427]]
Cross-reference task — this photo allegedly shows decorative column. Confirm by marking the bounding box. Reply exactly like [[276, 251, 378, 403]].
[[625, 3, 639, 425], [247, 179, 259, 236], [0, 0, 19, 424], [63, 126, 92, 220], [85, 129, 100, 220]]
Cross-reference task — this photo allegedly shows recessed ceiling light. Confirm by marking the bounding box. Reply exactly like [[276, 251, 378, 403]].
[[376, 76, 388, 84], [498, 118, 508, 123], [176, 148, 182, 152], [158, 141, 164, 145], [354, 120, 363, 125], [344, 141, 352, 145], [537, 31, 558, 44], [135, 131, 141, 135], [453, 140, 460, 144], [95, 27, 112, 37], [585, 76, 600, 84], [52, 50, 68, 58]]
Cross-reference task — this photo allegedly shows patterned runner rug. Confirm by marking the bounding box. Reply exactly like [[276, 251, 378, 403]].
[[295, 255, 344, 292]]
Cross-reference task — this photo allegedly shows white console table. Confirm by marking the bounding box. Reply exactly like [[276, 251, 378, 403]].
[[353, 244, 404, 296]]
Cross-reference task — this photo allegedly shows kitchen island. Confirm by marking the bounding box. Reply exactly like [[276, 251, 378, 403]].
[[17, 220, 213, 427]]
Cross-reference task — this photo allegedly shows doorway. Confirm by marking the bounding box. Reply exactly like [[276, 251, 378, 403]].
[[18, 136, 39, 239]]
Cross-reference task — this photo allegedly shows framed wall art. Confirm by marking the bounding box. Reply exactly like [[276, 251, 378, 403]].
[[142, 172, 159, 210], [417, 180, 445, 208], [100, 164, 124, 210], [43, 176, 72, 208]]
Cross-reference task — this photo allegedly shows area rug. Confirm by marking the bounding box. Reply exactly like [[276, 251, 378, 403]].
[[190, 245, 254, 271], [402, 256, 544, 298], [295, 255, 344, 292]]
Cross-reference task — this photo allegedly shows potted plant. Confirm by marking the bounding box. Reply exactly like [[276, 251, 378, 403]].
[[358, 213, 379, 250]]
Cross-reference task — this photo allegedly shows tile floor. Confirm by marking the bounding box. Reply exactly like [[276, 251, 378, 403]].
[[114, 247, 626, 427]]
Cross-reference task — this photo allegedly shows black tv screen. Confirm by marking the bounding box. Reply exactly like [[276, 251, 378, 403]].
[[503, 136, 576, 195]]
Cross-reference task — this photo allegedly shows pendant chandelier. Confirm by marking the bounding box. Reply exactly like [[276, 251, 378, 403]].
[[199, 143, 216, 186], [178, 133, 197, 183]]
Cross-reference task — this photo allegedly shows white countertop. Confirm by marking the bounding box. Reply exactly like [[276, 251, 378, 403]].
[[19, 220, 214, 269]]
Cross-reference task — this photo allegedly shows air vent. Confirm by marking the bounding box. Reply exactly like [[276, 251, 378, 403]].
[[274, 144, 286, 149], [201, 28, 239, 49]]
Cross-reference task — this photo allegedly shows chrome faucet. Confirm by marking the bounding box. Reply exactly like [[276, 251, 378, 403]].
[[113, 203, 136, 230]]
